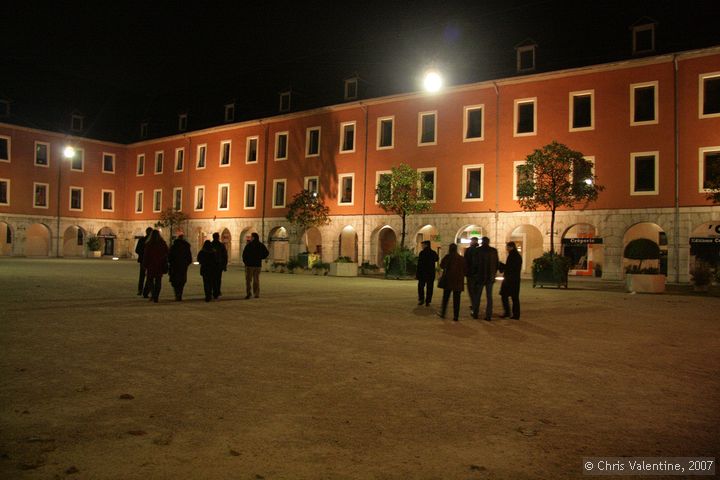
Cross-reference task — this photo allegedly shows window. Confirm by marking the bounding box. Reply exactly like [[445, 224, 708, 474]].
[[220, 140, 231, 166], [71, 114, 83, 131], [462, 165, 484, 201], [136, 154, 145, 176], [225, 103, 235, 122], [178, 113, 187, 131], [0, 136, 9, 162], [33, 183, 48, 208], [279, 91, 291, 112], [69, 187, 83, 211], [630, 81, 658, 125], [306, 127, 321, 157], [174, 148, 184, 172], [102, 153, 115, 173], [514, 98, 536, 136], [196, 144, 207, 169], [135, 191, 143, 213], [569, 90, 594, 131], [377, 117, 394, 149], [338, 173, 354, 205], [140, 122, 149, 139], [70, 149, 84, 171], [630, 152, 659, 195], [632, 23, 655, 54], [418, 111, 437, 145], [345, 78, 358, 100], [153, 189, 162, 212], [699, 72, 720, 118], [699, 147, 720, 192], [340, 121, 356, 153], [272, 179, 287, 208], [417, 168, 436, 202], [516, 44, 536, 72], [463, 105, 484, 141], [513, 161, 531, 200], [218, 184, 230, 210], [304, 176, 319, 195], [102, 190, 115, 211], [194, 186, 205, 211], [35, 142, 49, 167], [173, 187, 182, 211], [375, 170, 392, 204], [275, 132, 288, 160], [154, 151, 164, 174], [244, 181, 257, 209], [246, 136, 258, 163], [0, 179, 9, 205]]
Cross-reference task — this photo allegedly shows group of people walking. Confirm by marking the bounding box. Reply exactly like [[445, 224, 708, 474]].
[[417, 237, 522, 322], [135, 228, 268, 303]]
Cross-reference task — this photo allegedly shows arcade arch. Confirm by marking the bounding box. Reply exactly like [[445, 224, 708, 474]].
[[25, 223, 51, 256]]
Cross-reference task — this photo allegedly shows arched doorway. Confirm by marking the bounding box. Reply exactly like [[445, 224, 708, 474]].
[[689, 221, 720, 277], [455, 224, 484, 255], [415, 224, 438, 253], [561, 223, 603, 276], [375, 226, 397, 266], [507, 224, 543, 274], [622, 222, 667, 276], [268, 226, 289, 264], [63, 225, 87, 257], [338, 226, 358, 262], [0, 221, 13, 256], [193, 227, 208, 254], [25, 223, 51, 256], [303, 227, 322, 254], [221, 228, 232, 264], [97, 227, 116, 256]]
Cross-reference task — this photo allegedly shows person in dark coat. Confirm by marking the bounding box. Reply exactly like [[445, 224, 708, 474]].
[[168, 234, 192, 301], [197, 240, 220, 302], [416, 240, 439, 306], [141, 229, 169, 303], [476, 236, 499, 321], [211, 232, 228, 298], [135, 227, 153, 297], [437, 243, 466, 321], [499, 241, 522, 319], [464, 236, 481, 318], [242, 232, 269, 299]]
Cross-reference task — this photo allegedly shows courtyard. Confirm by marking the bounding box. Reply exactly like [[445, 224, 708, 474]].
[[0, 258, 718, 479]]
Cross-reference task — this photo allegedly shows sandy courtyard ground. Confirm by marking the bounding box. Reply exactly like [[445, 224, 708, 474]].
[[0, 258, 718, 479]]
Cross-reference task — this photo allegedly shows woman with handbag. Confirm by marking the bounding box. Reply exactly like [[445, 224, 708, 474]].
[[437, 243, 466, 321]]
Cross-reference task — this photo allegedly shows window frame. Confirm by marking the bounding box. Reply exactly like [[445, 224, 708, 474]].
[[245, 136, 259, 164], [174, 147, 185, 172], [272, 178, 287, 208], [194, 185, 205, 211], [304, 176, 319, 195], [69, 186, 83, 211], [376, 116, 395, 150], [140, 122, 149, 139], [339, 121, 356, 153], [632, 23, 655, 54], [196, 144, 207, 170], [513, 98, 537, 137], [217, 183, 230, 211], [172, 187, 183, 211], [154, 150, 164, 175], [630, 81, 659, 126], [462, 164, 485, 202], [417, 111, 437, 146], [279, 91, 291, 112], [135, 191, 143, 214], [344, 78, 358, 100], [33, 141, 50, 167], [219, 140, 231, 167], [417, 167, 437, 203], [517, 45, 536, 72], [225, 103, 235, 122], [0, 135, 10, 162], [275, 131, 289, 161], [513, 160, 527, 201], [101, 189, 115, 212], [338, 173, 355, 206], [699, 72, 720, 119], [136, 154, 145, 176], [463, 105, 485, 142], [569, 90, 595, 132], [33, 182, 49, 209], [71, 114, 84, 132], [70, 148, 84, 172], [0, 178, 9, 206], [375, 170, 392, 204], [305, 127, 321, 158], [630, 151, 660, 196], [698, 146, 720, 193], [152, 189, 162, 213], [244, 181, 257, 210], [178, 113, 187, 132], [102, 152, 115, 174]]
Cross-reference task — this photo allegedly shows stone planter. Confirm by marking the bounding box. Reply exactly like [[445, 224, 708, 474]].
[[329, 262, 358, 277], [90, 250, 102, 258], [532, 268, 568, 288], [625, 274, 665, 293]]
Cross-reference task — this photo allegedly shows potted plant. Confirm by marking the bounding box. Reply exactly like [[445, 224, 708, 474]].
[[531, 252, 570, 288], [360, 261, 380, 275], [286, 257, 304, 274], [624, 238, 665, 293], [312, 261, 330, 276], [383, 246, 417, 279], [86, 235, 102, 257], [329, 256, 358, 277], [594, 263, 603, 278], [690, 262, 712, 292]]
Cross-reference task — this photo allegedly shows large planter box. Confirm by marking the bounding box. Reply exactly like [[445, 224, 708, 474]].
[[90, 250, 102, 258], [329, 262, 358, 277], [625, 274, 665, 293], [532, 268, 568, 288]]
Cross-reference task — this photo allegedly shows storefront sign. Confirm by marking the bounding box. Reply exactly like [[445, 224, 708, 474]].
[[689, 237, 720, 244], [561, 237, 603, 245]]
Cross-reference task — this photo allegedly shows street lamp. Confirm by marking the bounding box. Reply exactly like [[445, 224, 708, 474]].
[[56, 146, 76, 257], [423, 70, 443, 93]]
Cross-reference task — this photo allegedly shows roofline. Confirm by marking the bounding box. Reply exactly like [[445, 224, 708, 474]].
[[0, 122, 126, 148]]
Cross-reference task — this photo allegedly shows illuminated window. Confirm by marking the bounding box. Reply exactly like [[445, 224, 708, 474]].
[[338, 173, 354, 205], [70, 149, 84, 171], [218, 184, 230, 210], [462, 165, 484, 202], [244, 182, 257, 209], [194, 186, 205, 211]]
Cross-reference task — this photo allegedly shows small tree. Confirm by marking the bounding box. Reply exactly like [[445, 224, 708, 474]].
[[375, 163, 433, 248], [285, 189, 331, 232], [155, 207, 188, 242], [517, 141, 604, 254]]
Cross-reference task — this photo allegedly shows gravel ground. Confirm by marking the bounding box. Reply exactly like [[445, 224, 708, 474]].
[[0, 258, 718, 480]]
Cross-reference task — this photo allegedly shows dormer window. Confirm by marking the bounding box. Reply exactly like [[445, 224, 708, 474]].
[[178, 113, 188, 131], [224, 103, 235, 122], [140, 122, 149, 139], [0, 100, 9, 117], [632, 19, 656, 55], [515, 40, 537, 73], [279, 91, 291, 113], [71, 114, 84, 131], [344, 77, 358, 100]]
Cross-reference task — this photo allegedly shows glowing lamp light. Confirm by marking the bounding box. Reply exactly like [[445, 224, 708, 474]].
[[584, 178, 593, 185], [423, 70, 443, 92], [112, 257, 119, 261], [193, 261, 200, 265], [63, 146, 76, 159]]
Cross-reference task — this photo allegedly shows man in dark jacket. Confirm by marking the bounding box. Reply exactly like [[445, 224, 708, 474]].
[[476, 236, 499, 321], [416, 240, 439, 306], [242, 232, 269, 299], [464, 237, 481, 318], [168, 234, 192, 301], [499, 241, 522, 319], [135, 227, 153, 297], [211, 232, 228, 298]]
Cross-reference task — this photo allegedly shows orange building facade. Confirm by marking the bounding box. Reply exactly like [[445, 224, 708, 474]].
[[1, 47, 719, 282]]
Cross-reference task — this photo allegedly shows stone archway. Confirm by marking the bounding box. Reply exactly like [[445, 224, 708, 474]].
[[455, 224, 484, 255], [97, 226, 116, 256], [689, 221, 720, 276], [268, 226, 289, 264], [622, 222, 667, 276], [303, 227, 322, 254], [63, 225, 87, 257], [221, 228, 232, 264], [0, 221, 13, 256], [415, 224, 438, 253], [561, 223, 603, 276], [338, 226, 358, 262], [25, 223, 51, 256], [375, 226, 397, 267], [506, 224, 543, 275]]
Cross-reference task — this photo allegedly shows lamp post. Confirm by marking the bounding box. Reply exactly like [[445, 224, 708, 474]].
[[56, 146, 75, 257]]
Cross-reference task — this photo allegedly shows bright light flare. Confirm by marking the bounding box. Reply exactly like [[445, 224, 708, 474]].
[[423, 71, 443, 92], [63, 146, 76, 159], [584, 178, 593, 185]]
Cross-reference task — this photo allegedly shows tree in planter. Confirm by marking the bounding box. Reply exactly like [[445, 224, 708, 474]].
[[86, 235, 101, 252], [154, 207, 188, 242], [517, 141, 604, 254]]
